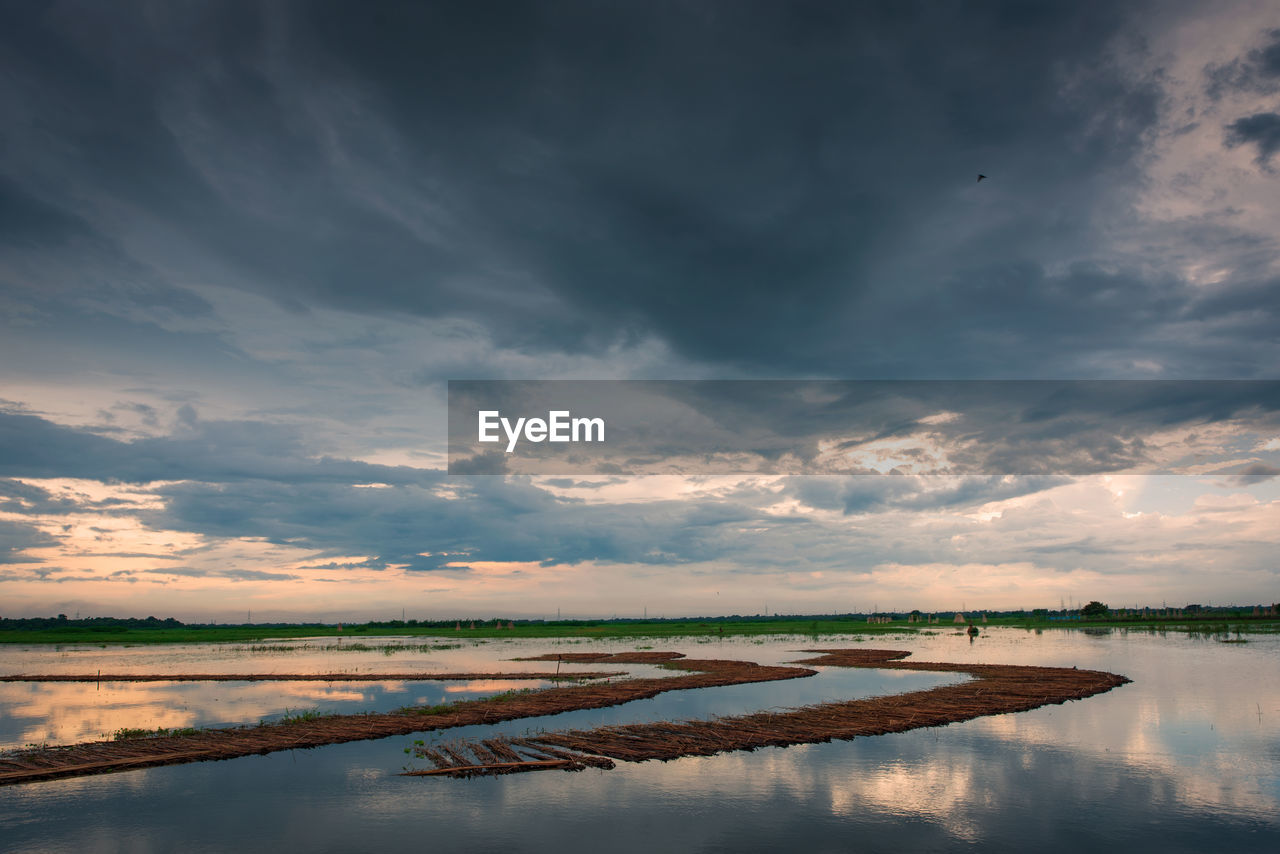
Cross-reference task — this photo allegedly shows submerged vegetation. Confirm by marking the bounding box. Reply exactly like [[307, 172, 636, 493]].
[[239, 641, 466, 654]]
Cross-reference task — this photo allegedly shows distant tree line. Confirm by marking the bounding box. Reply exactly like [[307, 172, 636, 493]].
[[0, 615, 186, 632], [4, 604, 1274, 633]]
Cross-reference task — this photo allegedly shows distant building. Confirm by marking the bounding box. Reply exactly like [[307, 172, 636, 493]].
[[954, 613, 966, 624]]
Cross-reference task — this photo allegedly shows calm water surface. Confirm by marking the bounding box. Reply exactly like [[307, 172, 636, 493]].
[[1, 629, 1277, 852]]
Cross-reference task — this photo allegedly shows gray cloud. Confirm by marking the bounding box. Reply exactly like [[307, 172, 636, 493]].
[[787, 475, 1073, 515], [139, 567, 301, 582], [1225, 112, 1280, 168], [1220, 463, 1280, 486], [3, 386, 1276, 573], [1205, 28, 1280, 99], [0, 517, 57, 564], [0, 478, 77, 516], [447, 450, 510, 476], [139, 477, 772, 571], [0, 410, 433, 486]]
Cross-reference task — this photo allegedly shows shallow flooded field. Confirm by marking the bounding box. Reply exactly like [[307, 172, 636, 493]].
[[1, 629, 1277, 852]]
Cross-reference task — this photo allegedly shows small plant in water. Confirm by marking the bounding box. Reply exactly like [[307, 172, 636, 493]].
[[403, 701, 454, 716], [112, 725, 203, 741], [489, 687, 536, 703], [267, 707, 329, 726], [113, 727, 156, 741]]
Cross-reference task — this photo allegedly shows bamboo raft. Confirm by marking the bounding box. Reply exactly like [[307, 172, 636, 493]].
[[0, 653, 809, 787], [401, 649, 1129, 777]]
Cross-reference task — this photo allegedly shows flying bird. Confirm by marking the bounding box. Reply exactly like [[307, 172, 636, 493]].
[[977, 174, 987, 182]]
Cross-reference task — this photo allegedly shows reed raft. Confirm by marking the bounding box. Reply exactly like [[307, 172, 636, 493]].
[[0, 671, 622, 683], [0, 649, 1128, 786], [404, 648, 1129, 777], [0, 652, 809, 787]]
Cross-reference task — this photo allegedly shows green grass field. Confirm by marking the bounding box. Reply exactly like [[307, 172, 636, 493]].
[[2, 614, 1277, 645]]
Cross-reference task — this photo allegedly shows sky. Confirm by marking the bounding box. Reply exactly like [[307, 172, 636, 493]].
[[1, 0, 1278, 622]]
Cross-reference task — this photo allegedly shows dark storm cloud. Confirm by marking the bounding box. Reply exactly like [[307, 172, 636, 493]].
[[11, 0, 1260, 376], [1224, 113, 1280, 168]]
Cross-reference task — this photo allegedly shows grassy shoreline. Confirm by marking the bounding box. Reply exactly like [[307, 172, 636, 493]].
[[2, 615, 1278, 645]]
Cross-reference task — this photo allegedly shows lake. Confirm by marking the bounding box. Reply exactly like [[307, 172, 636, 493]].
[[1, 629, 1277, 852]]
